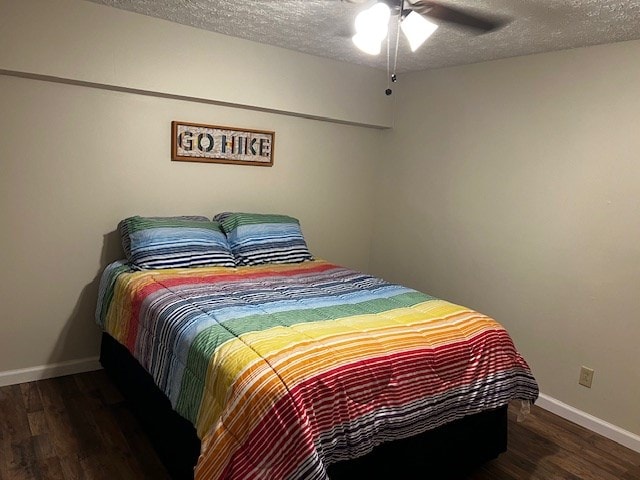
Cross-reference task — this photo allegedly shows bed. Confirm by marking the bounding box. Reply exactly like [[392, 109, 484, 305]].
[[96, 214, 538, 479]]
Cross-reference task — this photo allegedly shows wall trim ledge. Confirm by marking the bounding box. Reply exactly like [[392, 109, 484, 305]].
[[537, 393, 640, 453], [0, 69, 389, 130], [0, 357, 102, 387]]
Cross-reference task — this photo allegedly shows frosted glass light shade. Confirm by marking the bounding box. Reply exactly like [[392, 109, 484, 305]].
[[401, 11, 438, 52], [353, 2, 390, 55], [352, 32, 383, 55]]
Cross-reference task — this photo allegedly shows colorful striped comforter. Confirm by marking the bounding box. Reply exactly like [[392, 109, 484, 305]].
[[96, 260, 538, 479]]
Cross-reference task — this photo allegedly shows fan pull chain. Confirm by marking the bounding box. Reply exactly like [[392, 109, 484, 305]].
[[386, 0, 402, 96], [385, 23, 391, 95], [393, 9, 400, 76]]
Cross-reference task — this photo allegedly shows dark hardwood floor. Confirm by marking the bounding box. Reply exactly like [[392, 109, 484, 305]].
[[1, 370, 639, 479]]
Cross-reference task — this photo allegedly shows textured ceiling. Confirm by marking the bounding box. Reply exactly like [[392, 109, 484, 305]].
[[86, 0, 640, 73]]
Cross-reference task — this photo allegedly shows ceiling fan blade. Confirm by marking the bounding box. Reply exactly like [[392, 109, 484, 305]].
[[410, 1, 506, 33]]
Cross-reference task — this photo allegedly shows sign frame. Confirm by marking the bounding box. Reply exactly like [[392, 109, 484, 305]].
[[171, 121, 275, 167]]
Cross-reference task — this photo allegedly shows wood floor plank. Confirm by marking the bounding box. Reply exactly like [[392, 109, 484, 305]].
[[1, 384, 39, 479], [2, 371, 640, 480], [31, 434, 57, 462], [19, 383, 42, 414], [26, 411, 46, 437], [622, 465, 640, 480], [3, 438, 42, 480], [34, 457, 64, 480], [58, 455, 84, 480]]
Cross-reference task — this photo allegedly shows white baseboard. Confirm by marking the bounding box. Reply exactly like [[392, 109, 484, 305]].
[[0, 356, 102, 387], [537, 393, 640, 453]]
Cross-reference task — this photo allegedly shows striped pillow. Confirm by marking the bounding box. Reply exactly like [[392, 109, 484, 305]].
[[214, 212, 313, 266], [118, 216, 235, 269]]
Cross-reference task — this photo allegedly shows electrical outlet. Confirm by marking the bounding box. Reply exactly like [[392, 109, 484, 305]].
[[579, 366, 594, 388]]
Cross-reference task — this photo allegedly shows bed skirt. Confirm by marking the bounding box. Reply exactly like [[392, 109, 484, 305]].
[[99, 332, 507, 480]]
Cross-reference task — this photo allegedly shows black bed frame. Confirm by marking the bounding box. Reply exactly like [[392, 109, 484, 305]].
[[100, 333, 507, 480]]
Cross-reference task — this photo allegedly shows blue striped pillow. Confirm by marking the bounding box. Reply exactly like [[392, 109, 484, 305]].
[[118, 216, 235, 269], [214, 213, 313, 266]]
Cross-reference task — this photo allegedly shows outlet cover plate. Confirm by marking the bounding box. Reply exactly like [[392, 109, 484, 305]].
[[579, 366, 594, 388]]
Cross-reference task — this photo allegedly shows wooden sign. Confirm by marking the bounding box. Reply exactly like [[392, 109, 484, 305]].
[[171, 121, 274, 166]]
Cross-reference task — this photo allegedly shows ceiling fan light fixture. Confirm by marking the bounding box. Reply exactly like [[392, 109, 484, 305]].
[[400, 10, 438, 52], [353, 2, 390, 55]]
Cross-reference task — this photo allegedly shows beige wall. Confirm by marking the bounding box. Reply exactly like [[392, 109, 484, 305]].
[[0, 0, 383, 373], [371, 40, 640, 435], [0, 74, 380, 370], [0, 0, 391, 127]]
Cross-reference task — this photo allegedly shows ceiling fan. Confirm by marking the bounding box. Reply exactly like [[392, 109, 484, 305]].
[[345, 0, 507, 94], [395, 1, 503, 31]]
